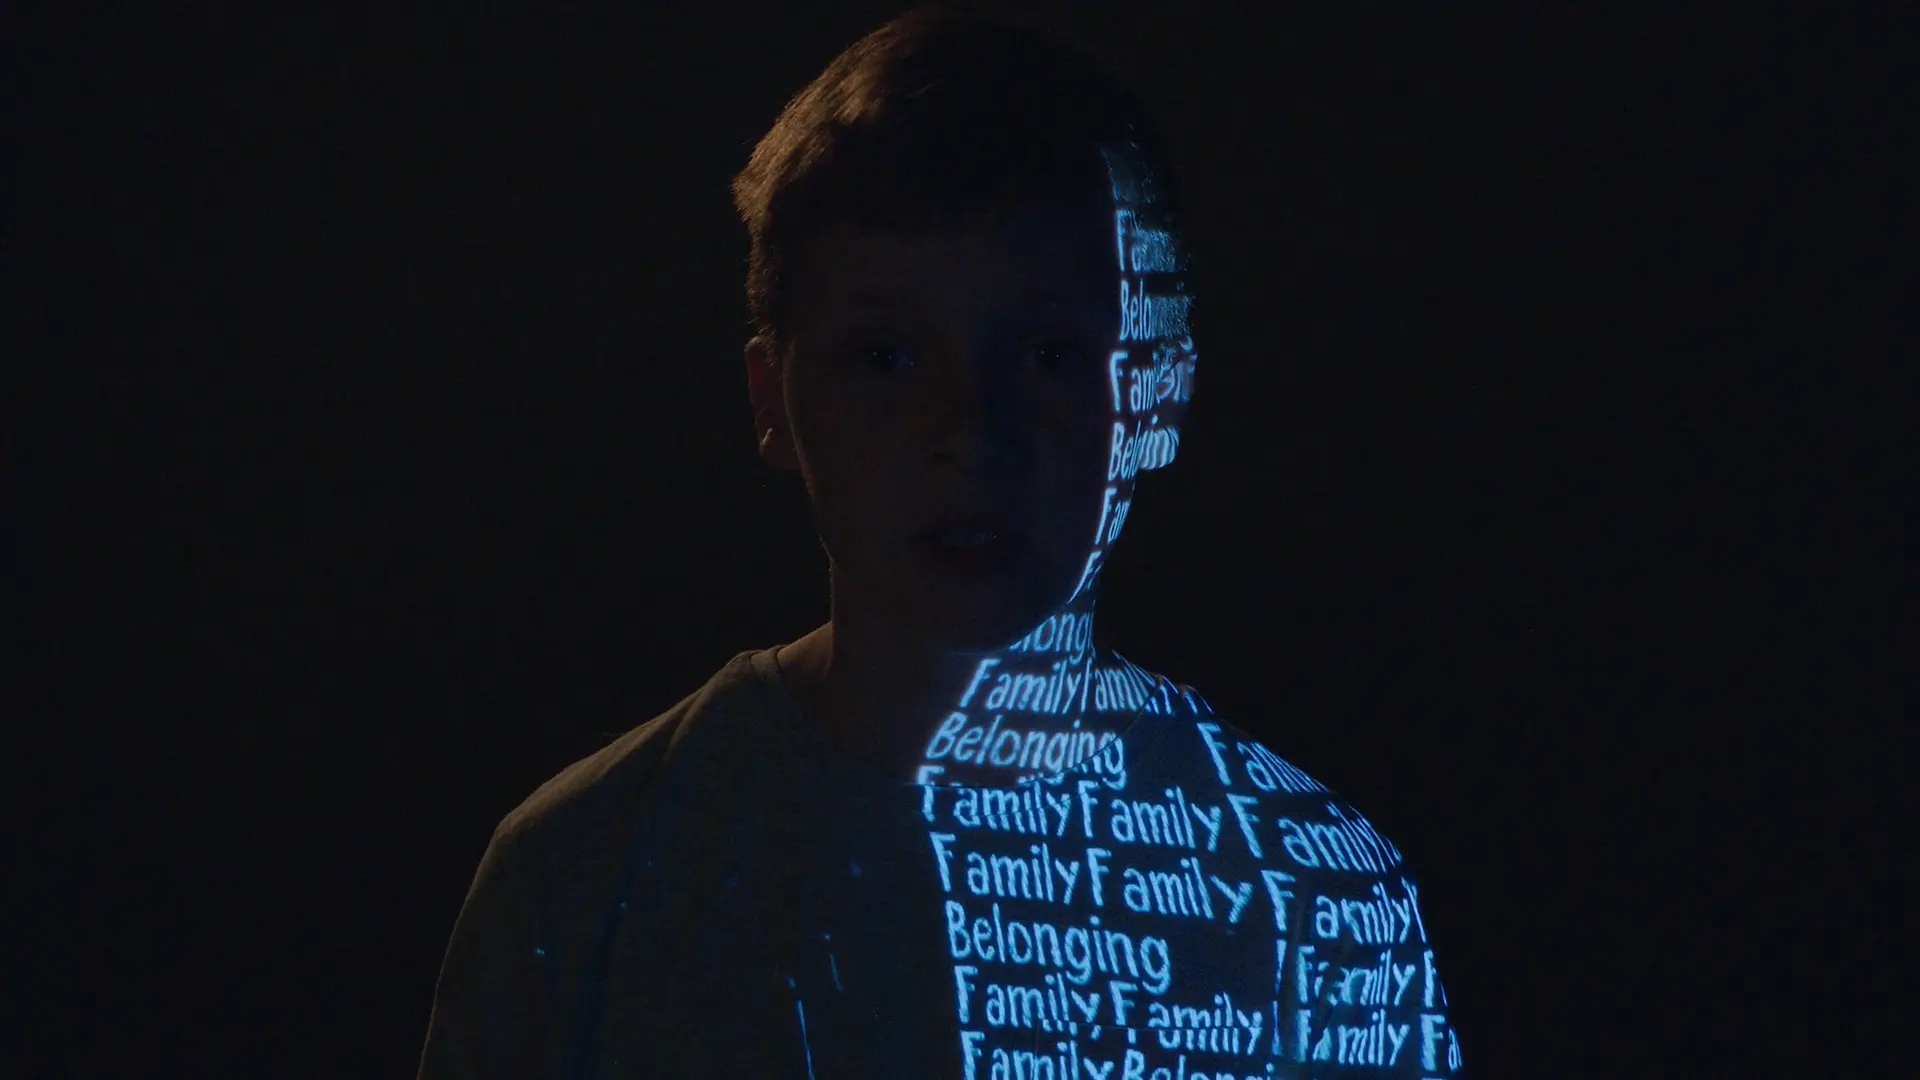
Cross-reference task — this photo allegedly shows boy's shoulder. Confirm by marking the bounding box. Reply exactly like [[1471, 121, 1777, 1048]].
[[488, 649, 773, 857], [1140, 666, 1410, 863], [1128, 663, 1337, 795]]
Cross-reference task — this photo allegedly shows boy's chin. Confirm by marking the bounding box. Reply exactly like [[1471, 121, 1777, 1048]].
[[892, 594, 1058, 656]]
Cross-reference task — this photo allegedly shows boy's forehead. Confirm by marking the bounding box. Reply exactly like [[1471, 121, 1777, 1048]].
[[798, 214, 1117, 306]]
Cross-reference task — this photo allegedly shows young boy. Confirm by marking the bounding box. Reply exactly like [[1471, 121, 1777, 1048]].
[[418, 9, 1466, 1078]]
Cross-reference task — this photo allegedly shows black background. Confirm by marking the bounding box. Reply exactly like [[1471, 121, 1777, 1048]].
[[17, 3, 1891, 1078]]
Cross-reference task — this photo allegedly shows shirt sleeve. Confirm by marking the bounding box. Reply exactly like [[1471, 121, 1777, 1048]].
[[416, 826, 550, 1080], [1322, 868, 1468, 1077]]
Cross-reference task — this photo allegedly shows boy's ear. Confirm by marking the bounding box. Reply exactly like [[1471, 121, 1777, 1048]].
[[745, 336, 801, 472]]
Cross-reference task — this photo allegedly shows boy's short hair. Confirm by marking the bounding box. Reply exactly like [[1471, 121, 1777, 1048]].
[[731, 5, 1188, 350]]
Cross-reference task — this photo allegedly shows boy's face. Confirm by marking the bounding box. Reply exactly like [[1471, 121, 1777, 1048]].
[[749, 211, 1127, 652]]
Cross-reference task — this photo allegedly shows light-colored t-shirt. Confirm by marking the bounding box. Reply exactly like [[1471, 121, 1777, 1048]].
[[417, 647, 1467, 1079]]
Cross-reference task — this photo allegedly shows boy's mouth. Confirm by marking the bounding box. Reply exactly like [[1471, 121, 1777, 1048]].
[[925, 526, 1003, 550], [910, 518, 1028, 564]]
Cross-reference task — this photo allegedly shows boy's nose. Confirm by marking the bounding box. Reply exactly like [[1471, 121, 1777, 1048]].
[[925, 366, 1020, 473]]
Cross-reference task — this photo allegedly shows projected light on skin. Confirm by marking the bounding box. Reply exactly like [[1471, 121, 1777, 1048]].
[[910, 140, 1196, 795], [903, 142, 1467, 1078]]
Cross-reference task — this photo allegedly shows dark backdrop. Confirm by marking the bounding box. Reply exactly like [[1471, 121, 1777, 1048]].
[[18, 4, 1886, 1078]]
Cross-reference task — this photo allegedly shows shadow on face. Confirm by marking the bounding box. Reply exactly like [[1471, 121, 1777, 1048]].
[[765, 213, 1127, 652]]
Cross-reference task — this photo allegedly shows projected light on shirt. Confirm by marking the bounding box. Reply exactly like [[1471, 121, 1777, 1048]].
[[889, 138, 1468, 1078]]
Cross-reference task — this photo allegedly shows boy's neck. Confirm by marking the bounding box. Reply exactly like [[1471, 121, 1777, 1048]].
[[775, 601, 1117, 782]]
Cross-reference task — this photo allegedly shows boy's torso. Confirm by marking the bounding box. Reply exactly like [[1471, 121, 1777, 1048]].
[[506, 649, 1459, 1079]]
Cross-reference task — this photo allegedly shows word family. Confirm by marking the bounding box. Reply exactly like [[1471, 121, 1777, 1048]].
[[961, 657, 1096, 716], [1120, 341, 1196, 417], [1195, 725, 1329, 798], [929, 836, 1083, 905], [1144, 992, 1266, 1053], [1112, 208, 1184, 274], [915, 668, 1464, 1076], [942, 783, 1074, 837], [1097, 787, 1209, 849]]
